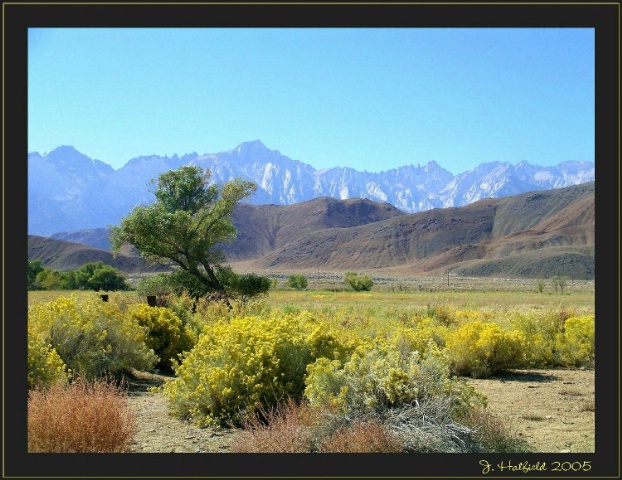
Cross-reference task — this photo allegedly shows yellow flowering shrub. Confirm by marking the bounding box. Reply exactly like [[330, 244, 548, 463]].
[[304, 338, 485, 416], [445, 321, 525, 378], [554, 315, 595, 367], [28, 323, 70, 389], [305, 340, 416, 413], [127, 305, 195, 371], [28, 295, 157, 379], [162, 313, 344, 427], [390, 317, 449, 359]]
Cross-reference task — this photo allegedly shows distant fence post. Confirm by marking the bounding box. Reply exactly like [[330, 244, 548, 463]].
[[100, 294, 109, 302], [147, 295, 157, 307]]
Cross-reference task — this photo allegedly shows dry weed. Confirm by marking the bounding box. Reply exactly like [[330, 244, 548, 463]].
[[28, 376, 136, 453]]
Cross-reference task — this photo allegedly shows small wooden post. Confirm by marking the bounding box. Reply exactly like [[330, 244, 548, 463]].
[[147, 295, 157, 307], [100, 294, 109, 302]]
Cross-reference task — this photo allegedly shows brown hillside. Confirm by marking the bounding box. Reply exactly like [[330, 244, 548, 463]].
[[28, 236, 169, 273], [222, 197, 405, 261], [243, 183, 594, 279]]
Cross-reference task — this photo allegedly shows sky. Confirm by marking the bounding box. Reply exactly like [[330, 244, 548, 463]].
[[28, 28, 594, 175]]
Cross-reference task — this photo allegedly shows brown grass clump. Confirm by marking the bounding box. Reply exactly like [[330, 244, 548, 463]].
[[461, 407, 529, 453], [230, 399, 313, 453], [231, 400, 402, 453], [318, 420, 402, 453], [28, 377, 136, 453]]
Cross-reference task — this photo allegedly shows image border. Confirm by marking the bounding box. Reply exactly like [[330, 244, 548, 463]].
[[3, 1, 619, 478]]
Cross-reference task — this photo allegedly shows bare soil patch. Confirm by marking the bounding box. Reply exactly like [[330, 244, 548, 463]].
[[125, 368, 594, 454], [463, 368, 595, 453]]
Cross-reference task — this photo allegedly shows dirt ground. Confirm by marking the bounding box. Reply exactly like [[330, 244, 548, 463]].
[[125, 367, 594, 454]]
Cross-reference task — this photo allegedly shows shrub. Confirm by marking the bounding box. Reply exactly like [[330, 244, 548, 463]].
[[229, 272, 272, 298], [135, 273, 176, 299], [29, 295, 157, 379], [318, 418, 402, 453], [73, 261, 129, 291], [126, 304, 195, 372], [161, 314, 315, 427], [287, 274, 308, 291], [554, 315, 595, 367], [445, 321, 525, 378], [304, 339, 483, 416], [390, 318, 448, 360], [28, 323, 70, 389], [345, 272, 374, 292], [231, 399, 314, 453], [510, 307, 577, 367], [28, 260, 44, 290], [28, 377, 136, 452]]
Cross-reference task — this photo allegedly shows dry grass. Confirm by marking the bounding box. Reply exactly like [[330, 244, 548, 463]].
[[230, 399, 313, 453], [318, 419, 402, 453], [578, 401, 595, 412], [230, 397, 526, 453], [28, 376, 137, 453], [462, 407, 529, 453]]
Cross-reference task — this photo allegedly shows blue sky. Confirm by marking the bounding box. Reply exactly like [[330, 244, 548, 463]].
[[28, 28, 594, 174]]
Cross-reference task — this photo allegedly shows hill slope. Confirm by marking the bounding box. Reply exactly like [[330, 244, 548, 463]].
[[28, 236, 169, 273], [31, 182, 594, 279], [239, 182, 594, 279]]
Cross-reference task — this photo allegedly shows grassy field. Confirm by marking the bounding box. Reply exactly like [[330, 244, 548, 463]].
[[28, 278, 595, 313]]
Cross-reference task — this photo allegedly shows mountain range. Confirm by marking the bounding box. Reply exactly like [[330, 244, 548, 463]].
[[32, 181, 595, 279], [28, 140, 594, 236]]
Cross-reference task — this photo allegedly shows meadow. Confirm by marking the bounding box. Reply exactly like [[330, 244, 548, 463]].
[[27, 277, 595, 453]]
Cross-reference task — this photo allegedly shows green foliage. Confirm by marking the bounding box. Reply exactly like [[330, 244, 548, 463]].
[[28, 295, 157, 379], [28, 323, 70, 389], [287, 274, 308, 291], [217, 266, 271, 298], [32, 262, 128, 292], [35, 268, 77, 290], [550, 275, 569, 294], [536, 279, 545, 294], [345, 272, 374, 292], [126, 304, 195, 371], [109, 166, 257, 299], [304, 339, 484, 417], [28, 260, 44, 290], [135, 273, 176, 297], [72, 261, 129, 291]]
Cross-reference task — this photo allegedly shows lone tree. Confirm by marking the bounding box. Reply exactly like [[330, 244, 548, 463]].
[[109, 166, 257, 304]]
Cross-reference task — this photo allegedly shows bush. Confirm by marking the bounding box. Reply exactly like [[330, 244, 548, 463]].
[[345, 272, 374, 292], [28, 377, 136, 452], [161, 314, 315, 427], [554, 315, 595, 367], [136, 273, 177, 298], [445, 321, 525, 378], [229, 272, 272, 297], [28, 323, 70, 389], [287, 274, 308, 291], [73, 261, 129, 291], [304, 339, 483, 416], [126, 304, 195, 371], [29, 295, 157, 379], [28, 260, 44, 290]]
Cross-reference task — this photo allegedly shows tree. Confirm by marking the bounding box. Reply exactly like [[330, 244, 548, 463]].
[[345, 272, 374, 292], [287, 274, 308, 291], [28, 260, 44, 290], [110, 166, 257, 304], [71, 261, 128, 291]]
